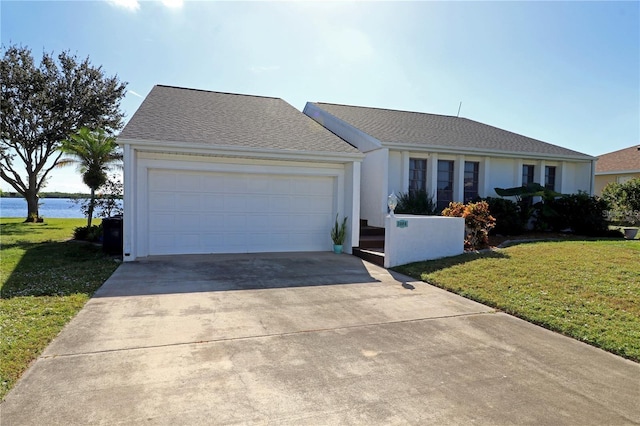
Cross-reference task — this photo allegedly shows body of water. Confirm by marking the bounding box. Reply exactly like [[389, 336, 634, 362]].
[[0, 197, 120, 219]]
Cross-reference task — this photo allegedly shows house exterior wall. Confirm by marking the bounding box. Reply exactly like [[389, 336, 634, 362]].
[[377, 150, 595, 220], [595, 172, 640, 195], [123, 148, 360, 261], [361, 148, 389, 228]]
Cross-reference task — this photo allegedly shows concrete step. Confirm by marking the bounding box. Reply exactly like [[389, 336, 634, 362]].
[[360, 226, 385, 237], [352, 248, 384, 267], [358, 235, 385, 249]]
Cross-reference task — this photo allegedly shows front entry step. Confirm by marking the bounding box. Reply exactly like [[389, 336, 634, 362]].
[[354, 220, 385, 267], [352, 248, 384, 267]]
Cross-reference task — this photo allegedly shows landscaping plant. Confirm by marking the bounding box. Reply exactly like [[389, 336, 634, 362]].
[[484, 197, 525, 235], [331, 214, 348, 245], [58, 128, 123, 228], [395, 189, 438, 215], [442, 201, 496, 250], [602, 177, 640, 226]]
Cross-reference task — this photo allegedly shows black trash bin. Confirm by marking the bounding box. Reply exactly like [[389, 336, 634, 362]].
[[102, 215, 123, 255]]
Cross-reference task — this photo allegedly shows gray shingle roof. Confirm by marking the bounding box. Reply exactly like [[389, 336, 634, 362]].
[[596, 145, 640, 173], [312, 102, 593, 159], [119, 85, 359, 154]]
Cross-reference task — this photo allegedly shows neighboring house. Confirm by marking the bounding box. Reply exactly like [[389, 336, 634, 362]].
[[304, 102, 596, 228], [594, 145, 640, 195], [118, 85, 362, 261]]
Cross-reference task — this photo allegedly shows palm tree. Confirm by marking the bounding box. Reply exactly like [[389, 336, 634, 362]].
[[58, 127, 122, 227]]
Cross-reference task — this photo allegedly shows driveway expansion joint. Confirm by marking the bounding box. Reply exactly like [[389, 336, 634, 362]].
[[40, 310, 496, 360]]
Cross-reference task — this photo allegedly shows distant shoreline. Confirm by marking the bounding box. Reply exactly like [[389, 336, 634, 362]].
[[1, 193, 94, 199]]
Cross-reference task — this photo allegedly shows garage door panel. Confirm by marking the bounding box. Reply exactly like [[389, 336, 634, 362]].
[[202, 195, 224, 211], [147, 169, 337, 255], [149, 192, 176, 210], [149, 173, 176, 191], [225, 195, 248, 213], [269, 178, 291, 194], [224, 214, 247, 229], [224, 176, 249, 193], [176, 173, 203, 192], [177, 193, 201, 210], [268, 196, 291, 213], [150, 213, 175, 229], [246, 195, 270, 212]]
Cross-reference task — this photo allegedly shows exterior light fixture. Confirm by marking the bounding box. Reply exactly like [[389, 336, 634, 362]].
[[388, 193, 398, 217]]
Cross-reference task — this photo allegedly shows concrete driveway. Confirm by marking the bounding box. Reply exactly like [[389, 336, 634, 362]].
[[1, 252, 639, 425]]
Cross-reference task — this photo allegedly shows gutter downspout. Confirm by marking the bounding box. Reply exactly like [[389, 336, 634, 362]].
[[590, 159, 596, 196]]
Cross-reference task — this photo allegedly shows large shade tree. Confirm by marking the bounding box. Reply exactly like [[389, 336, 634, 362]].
[[58, 127, 122, 228], [0, 44, 127, 221]]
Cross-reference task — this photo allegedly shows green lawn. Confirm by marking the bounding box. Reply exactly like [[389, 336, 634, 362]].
[[0, 218, 119, 400], [394, 239, 640, 362]]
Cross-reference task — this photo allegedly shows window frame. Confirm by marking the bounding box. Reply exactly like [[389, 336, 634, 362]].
[[437, 160, 454, 211], [408, 158, 427, 195], [464, 161, 479, 202], [522, 164, 535, 186], [545, 166, 556, 191]]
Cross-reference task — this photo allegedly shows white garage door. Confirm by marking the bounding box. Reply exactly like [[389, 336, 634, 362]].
[[147, 169, 336, 255]]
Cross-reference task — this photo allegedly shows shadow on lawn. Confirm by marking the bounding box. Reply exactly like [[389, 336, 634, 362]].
[[1, 241, 116, 299], [0, 221, 66, 238], [392, 249, 510, 278]]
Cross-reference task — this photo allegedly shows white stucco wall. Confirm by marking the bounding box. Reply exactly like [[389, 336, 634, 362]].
[[388, 151, 403, 196], [487, 158, 518, 195], [361, 148, 389, 228], [560, 161, 594, 194], [384, 215, 465, 268]]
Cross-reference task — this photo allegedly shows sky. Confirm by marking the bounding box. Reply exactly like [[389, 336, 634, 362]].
[[1, 0, 639, 193]]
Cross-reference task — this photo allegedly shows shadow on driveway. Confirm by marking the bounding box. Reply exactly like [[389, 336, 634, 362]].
[[94, 251, 383, 297]]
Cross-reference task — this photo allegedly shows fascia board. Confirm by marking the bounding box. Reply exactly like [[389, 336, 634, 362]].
[[116, 138, 364, 163], [382, 141, 596, 162], [303, 103, 382, 153], [595, 169, 640, 176]]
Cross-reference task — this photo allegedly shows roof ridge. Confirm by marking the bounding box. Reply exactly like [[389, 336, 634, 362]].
[[314, 102, 585, 155], [155, 84, 282, 101], [313, 101, 459, 119]]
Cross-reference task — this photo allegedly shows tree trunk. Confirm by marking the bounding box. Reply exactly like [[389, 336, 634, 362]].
[[87, 188, 95, 228], [25, 189, 40, 222]]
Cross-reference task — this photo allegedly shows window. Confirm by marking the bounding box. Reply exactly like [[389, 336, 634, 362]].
[[545, 166, 556, 191], [464, 161, 479, 202], [522, 164, 535, 186], [437, 160, 454, 211], [409, 158, 427, 194]]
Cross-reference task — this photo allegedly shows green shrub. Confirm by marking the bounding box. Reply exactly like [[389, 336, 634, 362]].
[[395, 190, 438, 215], [73, 224, 103, 242], [543, 192, 611, 236], [602, 178, 640, 225], [484, 197, 525, 235]]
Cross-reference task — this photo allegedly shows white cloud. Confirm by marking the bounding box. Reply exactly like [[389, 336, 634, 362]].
[[107, 0, 184, 12], [108, 0, 140, 12], [161, 0, 184, 9], [128, 90, 144, 98]]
